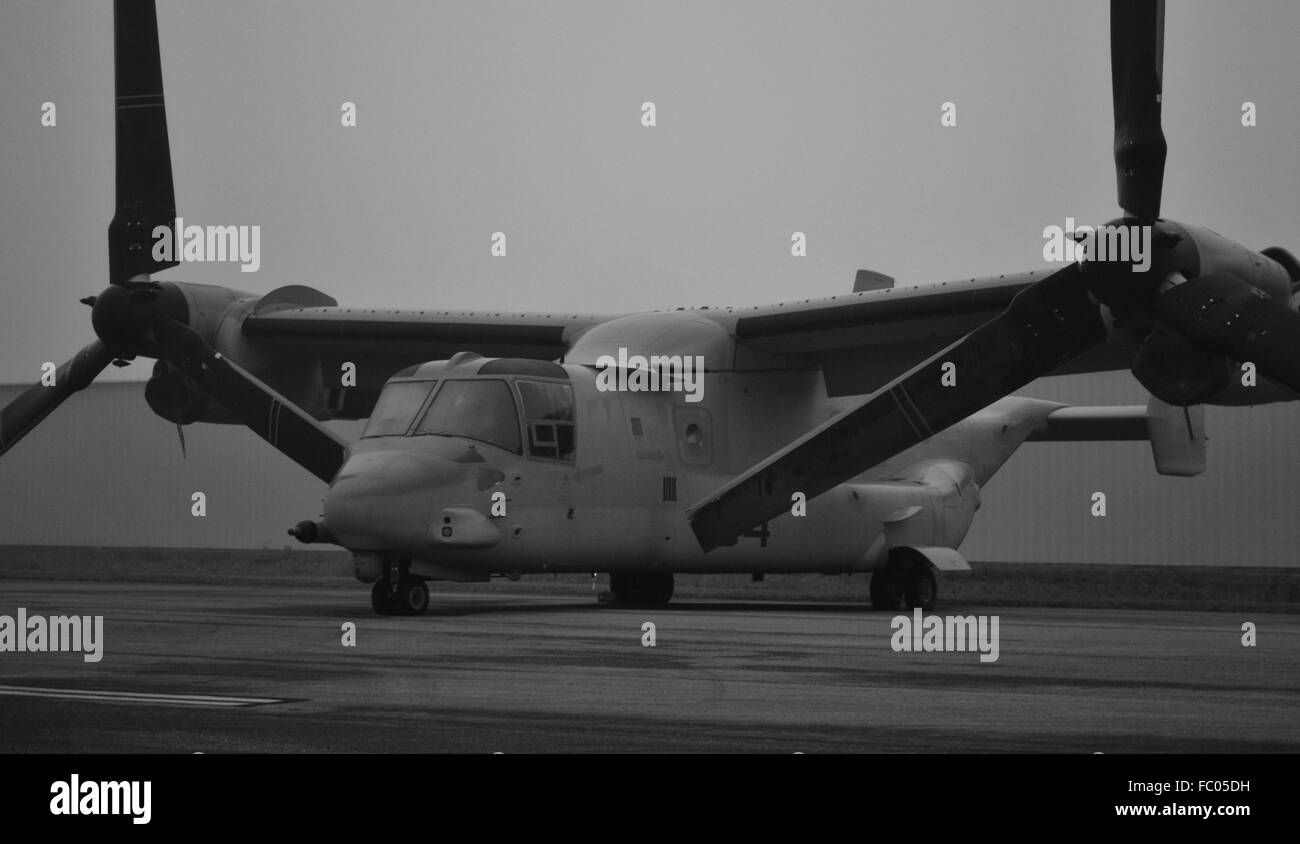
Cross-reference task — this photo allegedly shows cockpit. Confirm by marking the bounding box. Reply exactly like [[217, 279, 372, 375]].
[[361, 357, 576, 462]]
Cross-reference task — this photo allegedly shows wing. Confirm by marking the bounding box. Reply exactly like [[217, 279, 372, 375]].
[[232, 270, 1131, 422], [237, 288, 607, 419], [727, 270, 1131, 396]]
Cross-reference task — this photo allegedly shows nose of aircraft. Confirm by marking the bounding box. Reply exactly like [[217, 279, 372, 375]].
[[322, 447, 480, 549], [331, 448, 468, 496]]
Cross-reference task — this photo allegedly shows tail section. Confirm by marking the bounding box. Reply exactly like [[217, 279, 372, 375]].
[[1026, 395, 1205, 476], [919, 395, 1204, 491], [859, 395, 1204, 593]]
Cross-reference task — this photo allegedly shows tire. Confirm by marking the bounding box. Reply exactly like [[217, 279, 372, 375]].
[[607, 572, 631, 604], [607, 572, 672, 607], [869, 568, 904, 611], [645, 573, 673, 606], [904, 562, 938, 611], [395, 577, 430, 616]]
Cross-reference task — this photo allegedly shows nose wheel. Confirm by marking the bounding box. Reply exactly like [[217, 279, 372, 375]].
[[371, 575, 430, 616]]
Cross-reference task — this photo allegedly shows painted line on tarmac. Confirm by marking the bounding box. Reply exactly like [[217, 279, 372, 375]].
[[0, 684, 287, 708]]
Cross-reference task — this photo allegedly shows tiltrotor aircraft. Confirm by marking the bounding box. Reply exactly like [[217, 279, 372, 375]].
[[3, 1, 1297, 615]]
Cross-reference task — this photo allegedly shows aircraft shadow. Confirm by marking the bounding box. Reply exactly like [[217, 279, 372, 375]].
[[254, 597, 884, 619]]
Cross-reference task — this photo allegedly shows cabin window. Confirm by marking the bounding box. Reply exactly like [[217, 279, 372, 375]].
[[674, 407, 712, 467], [517, 380, 576, 461], [361, 380, 436, 438], [412, 379, 522, 454]]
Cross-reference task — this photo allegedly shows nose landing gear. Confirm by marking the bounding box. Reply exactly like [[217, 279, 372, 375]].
[[371, 558, 430, 616]]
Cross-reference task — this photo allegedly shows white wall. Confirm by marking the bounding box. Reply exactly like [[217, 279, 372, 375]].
[[1, 376, 1297, 566]]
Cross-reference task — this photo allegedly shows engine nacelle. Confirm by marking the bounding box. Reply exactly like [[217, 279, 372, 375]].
[[1168, 223, 1295, 306], [1123, 227, 1300, 406], [1130, 329, 1232, 406], [1130, 333, 1293, 406], [144, 361, 210, 425], [139, 283, 336, 425]]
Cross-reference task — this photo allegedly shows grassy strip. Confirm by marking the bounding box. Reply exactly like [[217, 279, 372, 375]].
[[2, 543, 1300, 608], [1, 545, 1295, 613]]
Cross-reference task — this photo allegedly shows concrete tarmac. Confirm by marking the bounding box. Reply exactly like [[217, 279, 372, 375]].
[[0, 580, 1295, 752]]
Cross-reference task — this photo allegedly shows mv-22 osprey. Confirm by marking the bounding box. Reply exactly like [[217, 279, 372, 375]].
[[3, 1, 1298, 615]]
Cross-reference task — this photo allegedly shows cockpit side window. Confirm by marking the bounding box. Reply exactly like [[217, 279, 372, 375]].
[[361, 380, 437, 438], [412, 379, 522, 454], [517, 380, 576, 462]]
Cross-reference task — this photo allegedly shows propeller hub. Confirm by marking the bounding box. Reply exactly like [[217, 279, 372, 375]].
[[90, 280, 188, 357], [1079, 218, 1189, 318]]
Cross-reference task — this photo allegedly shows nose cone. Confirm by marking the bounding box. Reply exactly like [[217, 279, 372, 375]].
[[323, 449, 472, 549]]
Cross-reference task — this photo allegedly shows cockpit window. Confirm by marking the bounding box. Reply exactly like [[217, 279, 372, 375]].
[[412, 379, 522, 454], [517, 380, 575, 461], [362, 381, 436, 438]]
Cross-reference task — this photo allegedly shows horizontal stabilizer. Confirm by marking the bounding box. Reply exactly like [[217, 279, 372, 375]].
[[1026, 405, 1148, 441], [1025, 399, 1205, 476]]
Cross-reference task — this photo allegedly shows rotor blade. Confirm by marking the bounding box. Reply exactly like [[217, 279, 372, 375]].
[[0, 341, 113, 458], [1153, 272, 1300, 397], [687, 264, 1106, 551], [108, 0, 179, 283], [151, 317, 348, 483], [1111, 0, 1167, 219]]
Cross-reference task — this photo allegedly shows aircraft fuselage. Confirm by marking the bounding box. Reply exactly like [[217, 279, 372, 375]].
[[320, 351, 1042, 585]]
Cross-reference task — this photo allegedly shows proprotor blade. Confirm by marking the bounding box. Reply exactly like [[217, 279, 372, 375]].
[[0, 341, 113, 458], [1153, 272, 1300, 398], [150, 317, 348, 483], [108, 0, 178, 284], [687, 264, 1106, 551], [1111, 0, 1167, 220]]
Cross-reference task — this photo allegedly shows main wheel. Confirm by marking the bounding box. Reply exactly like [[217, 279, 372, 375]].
[[647, 573, 674, 606], [606, 572, 673, 607], [394, 576, 430, 616], [606, 572, 631, 604], [869, 568, 904, 611], [904, 562, 938, 611], [371, 578, 395, 615]]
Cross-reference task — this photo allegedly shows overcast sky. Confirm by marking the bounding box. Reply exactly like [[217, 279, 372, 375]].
[[1, 0, 1297, 384], [1, 1, 1298, 559]]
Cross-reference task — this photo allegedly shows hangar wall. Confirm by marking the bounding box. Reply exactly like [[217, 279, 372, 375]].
[[1, 376, 1296, 566]]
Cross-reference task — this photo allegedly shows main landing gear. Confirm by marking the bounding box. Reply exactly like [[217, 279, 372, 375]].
[[869, 552, 938, 612], [371, 558, 430, 616], [600, 572, 674, 607]]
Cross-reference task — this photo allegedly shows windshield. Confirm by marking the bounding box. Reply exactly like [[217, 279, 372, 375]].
[[361, 381, 436, 438], [412, 379, 522, 454]]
